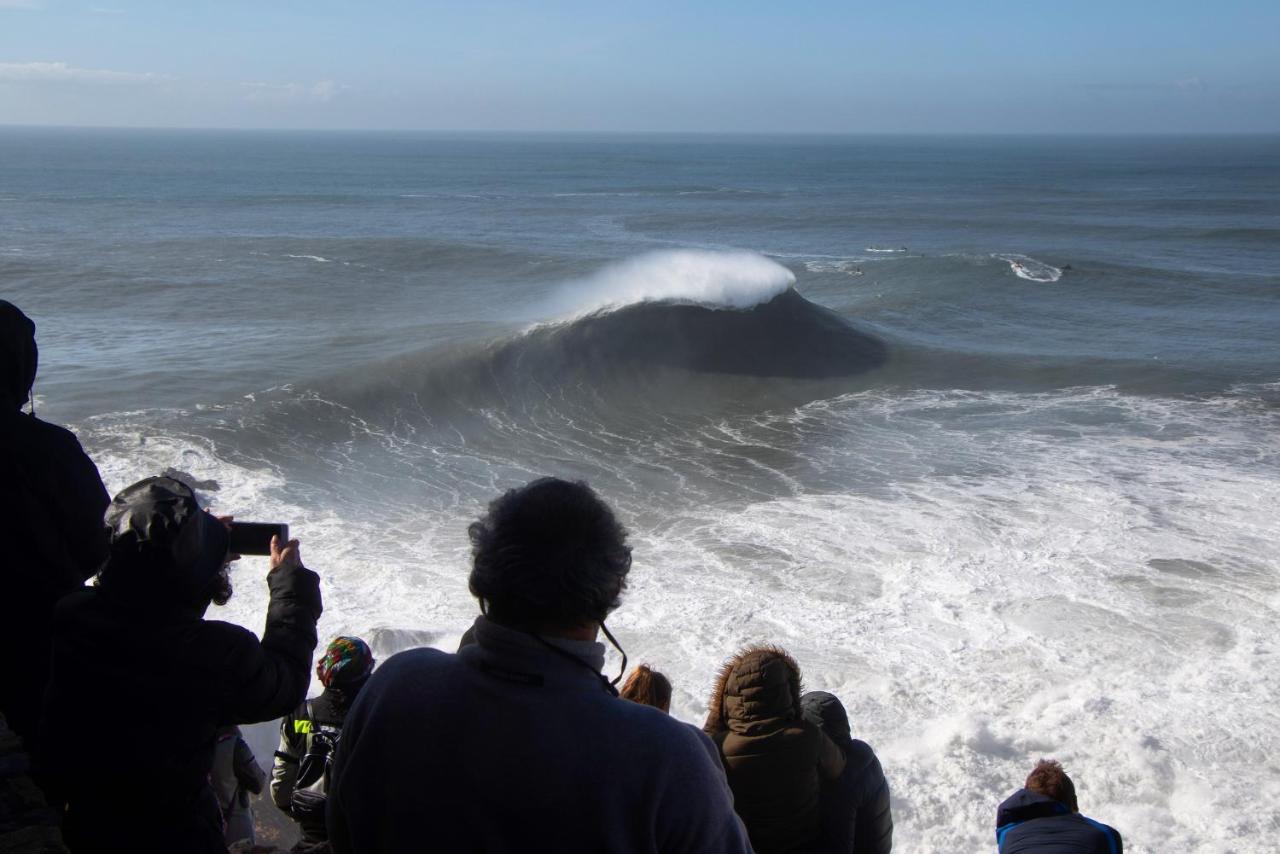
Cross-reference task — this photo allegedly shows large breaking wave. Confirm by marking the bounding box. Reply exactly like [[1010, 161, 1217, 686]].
[[505, 287, 888, 381], [318, 251, 889, 424]]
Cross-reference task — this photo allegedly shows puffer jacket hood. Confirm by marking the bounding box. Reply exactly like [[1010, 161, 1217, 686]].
[[800, 690, 851, 747], [0, 300, 37, 410], [98, 476, 230, 607], [996, 788, 1071, 827], [704, 645, 803, 737]]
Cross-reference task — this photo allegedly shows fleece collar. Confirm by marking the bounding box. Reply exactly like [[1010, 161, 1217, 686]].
[[462, 616, 609, 693]]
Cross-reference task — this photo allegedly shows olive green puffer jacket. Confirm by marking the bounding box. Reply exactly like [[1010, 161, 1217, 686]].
[[704, 646, 846, 854]]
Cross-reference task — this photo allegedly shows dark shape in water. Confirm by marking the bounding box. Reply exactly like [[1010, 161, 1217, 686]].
[[507, 288, 888, 380]]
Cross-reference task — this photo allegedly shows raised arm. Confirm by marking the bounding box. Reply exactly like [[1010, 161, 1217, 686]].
[[220, 537, 322, 723]]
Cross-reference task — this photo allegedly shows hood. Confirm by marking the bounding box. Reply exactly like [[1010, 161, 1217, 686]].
[[996, 788, 1071, 828], [703, 644, 803, 736], [0, 300, 37, 410], [801, 690, 852, 749], [98, 476, 230, 607]]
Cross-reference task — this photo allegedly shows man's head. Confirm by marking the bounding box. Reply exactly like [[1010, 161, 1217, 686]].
[[468, 477, 631, 636], [1025, 759, 1079, 813], [98, 476, 232, 608], [0, 300, 38, 411]]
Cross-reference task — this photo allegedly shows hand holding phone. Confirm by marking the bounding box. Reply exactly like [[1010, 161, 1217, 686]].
[[227, 522, 289, 556], [270, 534, 302, 572]]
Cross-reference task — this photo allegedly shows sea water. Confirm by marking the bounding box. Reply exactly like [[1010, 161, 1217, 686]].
[[3, 129, 1278, 852]]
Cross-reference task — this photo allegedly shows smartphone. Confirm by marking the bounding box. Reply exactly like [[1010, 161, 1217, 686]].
[[227, 522, 289, 556]]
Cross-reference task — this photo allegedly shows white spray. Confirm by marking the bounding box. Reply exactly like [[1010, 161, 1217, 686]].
[[547, 249, 796, 318]]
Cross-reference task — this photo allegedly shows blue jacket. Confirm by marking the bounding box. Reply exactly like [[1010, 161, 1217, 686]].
[[996, 789, 1122, 853], [328, 616, 753, 853]]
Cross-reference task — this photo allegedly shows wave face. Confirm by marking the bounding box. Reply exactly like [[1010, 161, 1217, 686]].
[[509, 287, 887, 381]]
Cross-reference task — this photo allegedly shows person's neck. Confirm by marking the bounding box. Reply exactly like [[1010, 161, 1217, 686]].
[[488, 616, 598, 642], [554, 623, 600, 642]]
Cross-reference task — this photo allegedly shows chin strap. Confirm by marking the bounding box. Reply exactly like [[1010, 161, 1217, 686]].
[[527, 621, 628, 698], [599, 621, 628, 689]]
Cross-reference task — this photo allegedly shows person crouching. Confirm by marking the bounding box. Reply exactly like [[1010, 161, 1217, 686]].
[[996, 759, 1123, 853]]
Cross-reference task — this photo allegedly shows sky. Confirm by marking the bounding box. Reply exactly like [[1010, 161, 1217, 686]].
[[1, 0, 1277, 133]]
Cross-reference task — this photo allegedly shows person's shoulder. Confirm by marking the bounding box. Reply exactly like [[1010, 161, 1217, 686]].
[[613, 703, 716, 754], [21, 415, 86, 452], [52, 586, 98, 619], [1078, 814, 1123, 846], [201, 618, 267, 652], [381, 646, 455, 673], [359, 647, 458, 697], [844, 736, 882, 768]]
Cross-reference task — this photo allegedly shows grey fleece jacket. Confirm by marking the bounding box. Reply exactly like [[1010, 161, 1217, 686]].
[[328, 616, 753, 854]]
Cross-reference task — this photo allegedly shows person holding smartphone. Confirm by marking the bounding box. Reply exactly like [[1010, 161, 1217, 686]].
[[39, 476, 323, 854]]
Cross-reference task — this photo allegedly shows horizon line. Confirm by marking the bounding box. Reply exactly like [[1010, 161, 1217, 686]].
[[1, 122, 1277, 138]]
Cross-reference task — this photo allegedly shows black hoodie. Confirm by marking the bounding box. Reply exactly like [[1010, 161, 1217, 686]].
[[996, 788, 1123, 853], [0, 300, 109, 744]]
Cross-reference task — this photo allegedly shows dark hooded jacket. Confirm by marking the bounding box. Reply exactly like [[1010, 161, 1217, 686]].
[[329, 616, 752, 854], [0, 300, 109, 745], [39, 477, 322, 854], [704, 646, 846, 854], [800, 691, 892, 854], [996, 789, 1123, 854]]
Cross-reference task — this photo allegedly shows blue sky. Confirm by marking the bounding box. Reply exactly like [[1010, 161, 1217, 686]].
[[1, 1, 1277, 132]]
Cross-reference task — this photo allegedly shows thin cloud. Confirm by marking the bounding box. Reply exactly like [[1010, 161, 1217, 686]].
[[0, 0, 43, 9], [242, 80, 350, 103], [0, 61, 168, 84]]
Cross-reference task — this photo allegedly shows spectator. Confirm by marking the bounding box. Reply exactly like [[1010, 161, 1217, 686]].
[[704, 646, 846, 854], [212, 725, 268, 848], [272, 636, 375, 846], [800, 691, 892, 854], [327, 477, 752, 853], [620, 663, 672, 713], [0, 300, 110, 747], [996, 759, 1123, 853], [40, 476, 322, 853]]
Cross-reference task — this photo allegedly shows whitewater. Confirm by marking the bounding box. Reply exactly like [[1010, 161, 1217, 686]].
[[75, 251, 1280, 854], [5, 130, 1278, 854]]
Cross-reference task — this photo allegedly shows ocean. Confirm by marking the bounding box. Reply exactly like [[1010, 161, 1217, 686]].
[[3, 128, 1278, 851]]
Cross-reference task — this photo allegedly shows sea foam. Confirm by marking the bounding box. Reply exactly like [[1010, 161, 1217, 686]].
[[547, 249, 796, 317], [996, 253, 1063, 283]]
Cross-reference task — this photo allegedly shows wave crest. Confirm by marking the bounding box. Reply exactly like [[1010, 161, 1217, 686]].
[[547, 249, 795, 317]]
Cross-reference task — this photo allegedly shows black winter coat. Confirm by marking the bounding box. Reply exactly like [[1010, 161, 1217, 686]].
[[39, 561, 322, 853], [996, 789, 1123, 853], [0, 409, 108, 744], [801, 691, 893, 854]]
